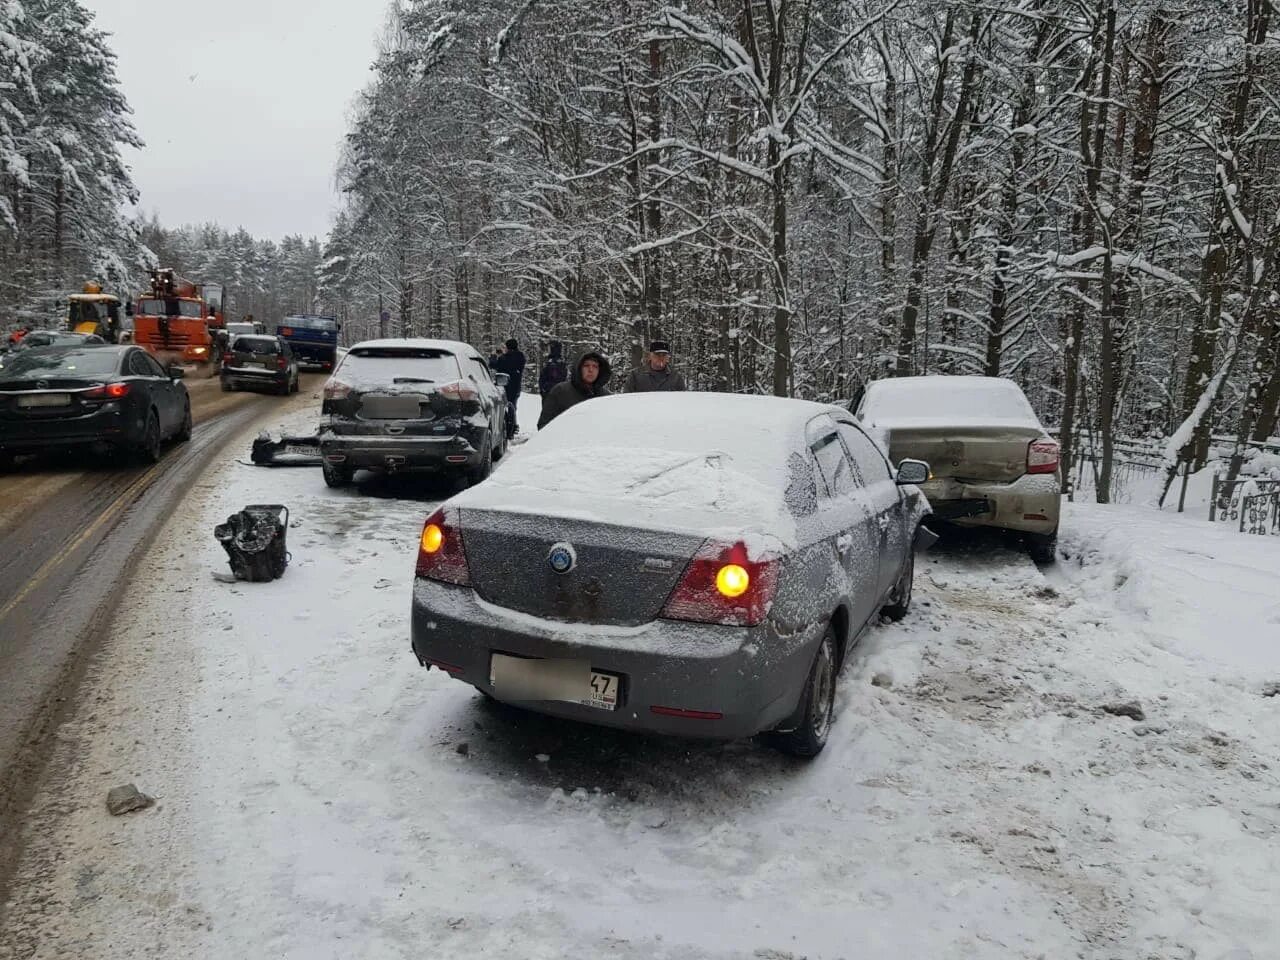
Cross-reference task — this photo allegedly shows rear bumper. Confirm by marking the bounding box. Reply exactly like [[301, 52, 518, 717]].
[[0, 406, 134, 453], [409, 577, 818, 740], [921, 473, 1061, 534], [319, 431, 482, 473], [221, 367, 288, 388]]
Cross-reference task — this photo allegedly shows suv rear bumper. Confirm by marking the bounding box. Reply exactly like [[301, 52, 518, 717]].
[[318, 431, 482, 473]]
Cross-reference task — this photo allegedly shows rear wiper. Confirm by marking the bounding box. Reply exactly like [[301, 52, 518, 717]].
[[392, 377, 434, 384]]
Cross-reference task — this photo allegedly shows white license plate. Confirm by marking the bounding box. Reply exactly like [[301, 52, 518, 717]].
[[18, 393, 71, 408], [248, 360, 269, 368], [283, 444, 315, 457], [489, 653, 619, 711]]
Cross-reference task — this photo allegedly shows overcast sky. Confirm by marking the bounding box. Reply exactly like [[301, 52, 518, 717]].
[[86, 0, 386, 242]]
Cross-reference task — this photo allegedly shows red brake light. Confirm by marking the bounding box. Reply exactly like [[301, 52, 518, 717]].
[[1027, 439, 1060, 475], [661, 540, 779, 627], [276, 355, 287, 370], [415, 507, 470, 585], [82, 382, 130, 401], [438, 380, 480, 402], [323, 379, 351, 401]]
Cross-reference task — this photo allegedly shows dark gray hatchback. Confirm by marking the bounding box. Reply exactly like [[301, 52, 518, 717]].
[[410, 393, 931, 757]]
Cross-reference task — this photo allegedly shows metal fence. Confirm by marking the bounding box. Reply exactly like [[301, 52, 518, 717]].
[[1210, 476, 1280, 535]]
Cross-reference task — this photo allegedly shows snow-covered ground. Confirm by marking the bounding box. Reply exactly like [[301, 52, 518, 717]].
[[3, 394, 1279, 960]]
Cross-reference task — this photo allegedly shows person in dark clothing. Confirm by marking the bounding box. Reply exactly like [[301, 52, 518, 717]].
[[490, 337, 526, 437], [538, 340, 568, 397], [623, 340, 686, 392], [538, 351, 612, 429]]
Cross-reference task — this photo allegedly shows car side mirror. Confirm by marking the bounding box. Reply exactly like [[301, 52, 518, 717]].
[[168, 364, 185, 380], [493, 372, 510, 387], [895, 459, 930, 485]]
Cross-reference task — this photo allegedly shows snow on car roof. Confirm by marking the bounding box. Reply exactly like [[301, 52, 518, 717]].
[[455, 393, 835, 550], [348, 338, 476, 356], [861, 375, 1042, 429]]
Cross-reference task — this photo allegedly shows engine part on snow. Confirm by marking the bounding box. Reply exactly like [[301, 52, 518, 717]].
[[250, 431, 322, 467], [214, 504, 291, 582]]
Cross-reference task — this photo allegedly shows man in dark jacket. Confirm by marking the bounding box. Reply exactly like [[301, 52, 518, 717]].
[[538, 351, 612, 429], [623, 340, 686, 392], [538, 340, 568, 396], [490, 337, 526, 437]]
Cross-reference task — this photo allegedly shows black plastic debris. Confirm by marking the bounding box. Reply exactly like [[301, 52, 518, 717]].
[[215, 504, 291, 582], [251, 431, 322, 467]]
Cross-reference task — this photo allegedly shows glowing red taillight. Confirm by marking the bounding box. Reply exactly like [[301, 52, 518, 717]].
[[82, 382, 130, 401], [415, 507, 470, 585], [661, 540, 779, 627], [1027, 439, 1060, 475]]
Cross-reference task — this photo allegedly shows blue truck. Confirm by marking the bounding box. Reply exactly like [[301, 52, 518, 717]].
[[276, 314, 341, 369]]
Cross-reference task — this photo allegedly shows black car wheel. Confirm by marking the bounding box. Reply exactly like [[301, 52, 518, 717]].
[[176, 401, 193, 442], [768, 624, 838, 758], [220, 379, 231, 393], [322, 460, 354, 488], [0, 451, 15, 473], [136, 409, 162, 464], [1027, 529, 1058, 564], [463, 438, 494, 489], [290, 373, 299, 394], [881, 548, 914, 622]]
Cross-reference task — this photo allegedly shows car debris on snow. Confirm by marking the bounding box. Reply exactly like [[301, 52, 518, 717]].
[[250, 431, 323, 467], [105, 784, 154, 816]]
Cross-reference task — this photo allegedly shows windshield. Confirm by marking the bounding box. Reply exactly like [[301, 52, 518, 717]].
[[136, 298, 203, 318], [282, 315, 338, 332], [68, 301, 115, 323], [0, 348, 121, 380], [335, 348, 459, 385], [233, 337, 280, 355]]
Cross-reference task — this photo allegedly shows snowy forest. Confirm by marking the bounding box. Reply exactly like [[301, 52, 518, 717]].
[[323, 0, 1280, 501], [0, 1, 325, 329]]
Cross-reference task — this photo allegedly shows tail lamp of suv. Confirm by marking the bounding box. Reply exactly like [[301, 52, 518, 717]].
[[415, 507, 470, 586], [1027, 439, 1060, 475], [437, 380, 480, 403], [661, 540, 780, 627], [81, 382, 131, 402], [276, 355, 287, 370]]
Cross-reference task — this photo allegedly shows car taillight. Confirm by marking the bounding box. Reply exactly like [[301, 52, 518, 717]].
[[276, 355, 287, 370], [82, 382, 130, 401], [323, 379, 351, 401], [415, 507, 470, 585], [1027, 439, 1060, 475], [437, 380, 479, 402], [222, 353, 233, 366], [661, 540, 779, 627]]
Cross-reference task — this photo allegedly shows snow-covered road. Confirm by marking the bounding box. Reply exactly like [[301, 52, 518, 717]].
[[2, 396, 1278, 960]]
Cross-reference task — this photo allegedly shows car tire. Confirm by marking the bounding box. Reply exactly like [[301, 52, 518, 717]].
[[136, 410, 161, 464], [1027, 529, 1058, 564], [277, 379, 290, 396], [220, 379, 231, 393], [880, 548, 915, 622], [767, 624, 838, 758], [290, 374, 299, 394], [463, 438, 494, 488], [0, 451, 15, 473], [176, 401, 193, 442], [322, 460, 354, 488]]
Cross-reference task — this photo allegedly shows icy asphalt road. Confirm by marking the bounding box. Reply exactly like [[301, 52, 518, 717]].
[[1, 394, 1278, 960]]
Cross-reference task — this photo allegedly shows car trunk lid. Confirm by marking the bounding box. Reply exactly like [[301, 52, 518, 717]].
[[882, 422, 1044, 483], [459, 508, 704, 626]]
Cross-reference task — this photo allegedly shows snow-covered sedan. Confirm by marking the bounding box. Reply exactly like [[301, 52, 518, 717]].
[[856, 375, 1061, 562], [410, 393, 931, 757]]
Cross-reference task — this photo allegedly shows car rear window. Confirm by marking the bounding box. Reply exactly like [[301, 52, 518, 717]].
[[862, 378, 1039, 426], [0, 349, 122, 380], [234, 337, 279, 355], [337, 348, 460, 384]]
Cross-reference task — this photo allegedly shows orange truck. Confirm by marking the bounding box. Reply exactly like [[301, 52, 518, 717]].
[[132, 269, 226, 370]]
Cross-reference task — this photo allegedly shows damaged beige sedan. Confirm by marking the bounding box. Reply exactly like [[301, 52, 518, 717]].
[[856, 376, 1061, 562]]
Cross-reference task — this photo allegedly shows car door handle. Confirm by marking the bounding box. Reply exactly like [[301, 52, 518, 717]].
[[836, 533, 853, 555]]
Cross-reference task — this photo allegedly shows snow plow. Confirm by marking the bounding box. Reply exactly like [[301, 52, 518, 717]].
[[66, 283, 125, 342], [133, 269, 226, 374]]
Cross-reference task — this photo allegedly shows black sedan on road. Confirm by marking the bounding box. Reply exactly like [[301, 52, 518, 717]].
[[0, 345, 191, 467], [319, 339, 508, 489], [411, 393, 933, 757], [220, 334, 300, 395]]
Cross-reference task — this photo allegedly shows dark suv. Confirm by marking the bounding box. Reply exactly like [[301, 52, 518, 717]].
[[220, 335, 299, 395], [318, 339, 507, 489]]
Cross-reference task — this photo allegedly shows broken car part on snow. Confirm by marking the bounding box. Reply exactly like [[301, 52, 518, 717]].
[[214, 505, 291, 582]]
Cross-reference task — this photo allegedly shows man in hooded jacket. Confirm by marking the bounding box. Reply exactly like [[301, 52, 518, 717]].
[[537, 351, 611, 429], [538, 340, 568, 397]]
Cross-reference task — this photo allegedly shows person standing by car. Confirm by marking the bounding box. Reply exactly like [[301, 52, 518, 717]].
[[623, 340, 686, 392], [538, 351, 611, 428], [491, 337, 526, 437], [538, 340, 568, 399]]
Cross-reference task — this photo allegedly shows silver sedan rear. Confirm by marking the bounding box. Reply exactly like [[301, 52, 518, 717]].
[[410, 393, 931, 756]]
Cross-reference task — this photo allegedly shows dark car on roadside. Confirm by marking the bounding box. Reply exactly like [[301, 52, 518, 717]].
[[319, 339, 508, 489], [0, 345, 191, 468], [220, 334, 300, 395], [410, 393, 933, 757], [14, 330, 106, 350]]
